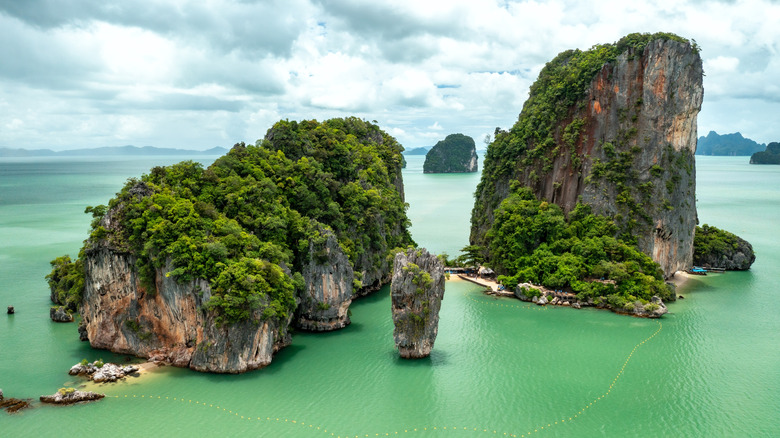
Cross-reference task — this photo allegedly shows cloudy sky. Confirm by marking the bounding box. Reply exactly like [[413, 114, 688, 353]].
[[1, 0, 778, 151]]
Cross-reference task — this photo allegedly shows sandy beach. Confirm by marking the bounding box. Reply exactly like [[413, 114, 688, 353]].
[[669, 270, 691, 288]]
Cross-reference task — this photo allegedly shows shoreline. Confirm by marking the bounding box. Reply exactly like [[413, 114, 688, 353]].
[[669, 270, 690, 289]]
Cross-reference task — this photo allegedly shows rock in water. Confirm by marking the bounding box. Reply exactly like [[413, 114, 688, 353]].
[[50, 306, 74, 322], [7, 306, 13, 314], [391, 248, 446, 358], [693, 224, 756, 270], [471, 34, 703, 279], [40, 389, 104, 405], [296, 226, 354, 331], [423, 133, 478, 173], [1, 397, 32, 413]]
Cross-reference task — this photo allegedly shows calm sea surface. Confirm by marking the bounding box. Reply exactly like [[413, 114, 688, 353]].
[[1, 155, 778, 437]]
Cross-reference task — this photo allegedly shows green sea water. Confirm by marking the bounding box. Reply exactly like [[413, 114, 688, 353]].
[[1, 155, 778, 437]]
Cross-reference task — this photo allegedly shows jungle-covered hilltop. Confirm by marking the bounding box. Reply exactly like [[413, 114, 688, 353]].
[[47, 117, 414, 373]]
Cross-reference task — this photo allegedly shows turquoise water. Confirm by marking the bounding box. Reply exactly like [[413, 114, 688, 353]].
[[1, 155, 778, 437]]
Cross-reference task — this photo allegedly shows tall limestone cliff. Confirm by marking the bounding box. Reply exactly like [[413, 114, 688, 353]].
[[66, 117, 413, 373], [391, 248, 446, 359], [471, 33, 703, 278]]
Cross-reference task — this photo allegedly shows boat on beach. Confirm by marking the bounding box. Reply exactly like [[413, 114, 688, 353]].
[[687, 266, 708, 275]]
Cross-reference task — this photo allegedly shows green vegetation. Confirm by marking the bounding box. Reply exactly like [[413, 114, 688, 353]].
[[750, 142, 780, 164], [693, 224, 741, 260], [57, 387, 76, 396], [423, 133, 477, 173], [48, 117, 413, 326], [402, 263, 433, 295], [45, 255, 84, 312], [488, 186, 673, 303]]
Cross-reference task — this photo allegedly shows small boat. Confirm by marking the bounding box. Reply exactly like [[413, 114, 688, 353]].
[[687, 267, 707, 275]]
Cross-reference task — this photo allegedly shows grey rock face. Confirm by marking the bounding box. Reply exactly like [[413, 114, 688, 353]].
[[50, 306, 74, 322], [297, 227, 353, 331], [80, 244, 293, 373], [391, 248, 446, 358]]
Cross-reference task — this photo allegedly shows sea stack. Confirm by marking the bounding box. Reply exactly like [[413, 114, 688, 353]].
[[471, 34, 704, 278], [391, 248, 446, 358], [423, 134, 478, 173]]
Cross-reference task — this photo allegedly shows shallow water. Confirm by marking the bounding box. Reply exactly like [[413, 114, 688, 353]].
[[1, 155, 778, 437]]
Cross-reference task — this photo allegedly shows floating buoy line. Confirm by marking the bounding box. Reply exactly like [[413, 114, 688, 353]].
[[108, 291, 662, 437]]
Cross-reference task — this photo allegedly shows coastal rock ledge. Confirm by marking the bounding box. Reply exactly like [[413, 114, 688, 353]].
[[69, 361, 140, 383], [391, 248, 446, 358], [40, 389, 104, 405]]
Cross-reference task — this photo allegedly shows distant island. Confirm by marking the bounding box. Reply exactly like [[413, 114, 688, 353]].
[[696, 131, 765, 156], [423, 134, 478, 173], [0, 145, 228, 158], [749, 142, 780, 164], [403, 146, 430, 155]]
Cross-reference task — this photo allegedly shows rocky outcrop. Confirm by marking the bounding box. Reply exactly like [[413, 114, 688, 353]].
[[472, 35, 703, 279], [50, 306, 74, 322], [596, 295, 668, 318], [693, 227, 756, 270], [297, 227, 353, 331], [40, 389, 104, 405], [515, 283, 667, 318], [391, 248, 446, 358], [6, 306, 13, 314], [423, 134, 478, 173], [69, 361, 140, 382], [1, 397, 31, 413]]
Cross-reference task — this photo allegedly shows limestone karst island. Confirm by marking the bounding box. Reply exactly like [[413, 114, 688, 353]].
[[42, 33, 756, 377], [423, 133, 479, 173]]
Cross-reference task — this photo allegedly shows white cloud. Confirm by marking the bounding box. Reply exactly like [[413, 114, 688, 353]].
[[0, 0, 779, 150], [705, 56, 740, 73]]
